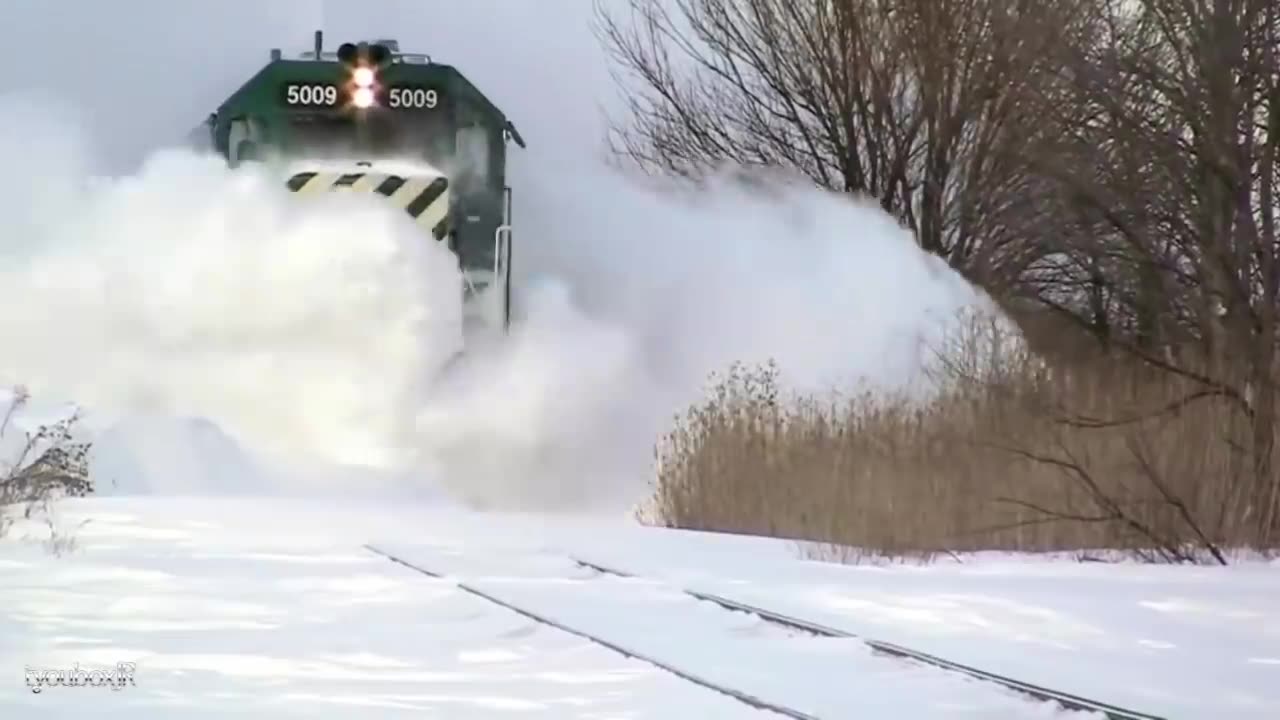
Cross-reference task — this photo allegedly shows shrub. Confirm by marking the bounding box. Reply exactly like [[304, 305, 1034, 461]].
[[0, 386, 94, 540]]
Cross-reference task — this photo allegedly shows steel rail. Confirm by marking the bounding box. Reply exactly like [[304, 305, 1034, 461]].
[[365, 544, 820, 719], [570, 556, 1167, 720]]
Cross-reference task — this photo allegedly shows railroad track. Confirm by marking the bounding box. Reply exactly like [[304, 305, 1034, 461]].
[[569, 556, 1166, 720], [365, 544, 1165, 720], [365, 544, 819, 720]]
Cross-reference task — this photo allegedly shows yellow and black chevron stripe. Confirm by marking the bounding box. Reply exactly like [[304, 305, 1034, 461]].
[[286, 171, 451, 241]]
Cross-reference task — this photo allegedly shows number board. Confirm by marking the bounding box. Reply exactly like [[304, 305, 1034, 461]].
[[383, 85, 442, 110], [282, 82, 342, 107], [280, 82, 443, 110]]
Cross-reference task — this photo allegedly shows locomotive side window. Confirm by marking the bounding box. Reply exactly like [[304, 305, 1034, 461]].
[[455, 124, 491, 189], [228, 117, 265, 165]]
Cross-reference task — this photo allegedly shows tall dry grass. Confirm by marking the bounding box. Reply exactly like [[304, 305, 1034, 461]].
[[646, 311, 1277, 563]]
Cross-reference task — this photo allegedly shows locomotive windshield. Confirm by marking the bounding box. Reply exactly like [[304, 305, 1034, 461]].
[[279, 109, 454, 166]]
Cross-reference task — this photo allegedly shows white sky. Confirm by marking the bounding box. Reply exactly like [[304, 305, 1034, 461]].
[[0, 0, 618, 170]]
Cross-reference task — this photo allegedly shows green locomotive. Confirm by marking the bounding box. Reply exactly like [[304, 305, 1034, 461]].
[[195, 31, 525, 340]]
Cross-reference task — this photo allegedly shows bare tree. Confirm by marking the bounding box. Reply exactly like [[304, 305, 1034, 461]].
[[593, 0, 1079, 288], [1016, 0, 1279, 544]]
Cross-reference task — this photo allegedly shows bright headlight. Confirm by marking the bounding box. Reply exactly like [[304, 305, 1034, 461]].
[[352, 87, 376, 108], [352, 66, 375, 88]]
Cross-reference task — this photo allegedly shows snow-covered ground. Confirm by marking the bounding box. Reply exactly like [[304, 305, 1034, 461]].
[[3, 2, 1275, 718], [2, 496, 1275, 718]]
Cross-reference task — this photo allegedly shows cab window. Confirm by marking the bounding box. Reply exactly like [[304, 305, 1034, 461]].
[[228, 117, 265, 165], [455, 124, 491, 189]]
